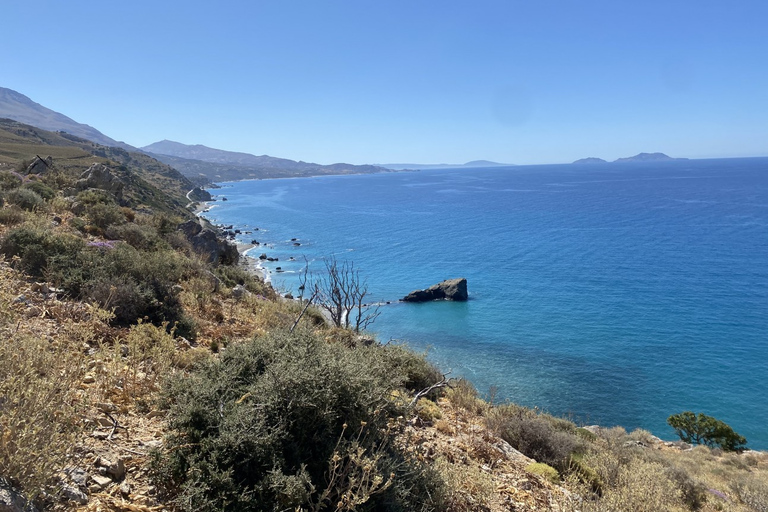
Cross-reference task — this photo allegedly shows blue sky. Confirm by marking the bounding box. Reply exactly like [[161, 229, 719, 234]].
[[3, 0, 767, 164]]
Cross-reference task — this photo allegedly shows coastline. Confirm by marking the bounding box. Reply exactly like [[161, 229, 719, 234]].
[[190, 166, 768, 451]]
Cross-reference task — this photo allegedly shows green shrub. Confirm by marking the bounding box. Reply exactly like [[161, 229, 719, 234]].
[[68, 216, 87, 232], [22, 181, 56, 200], [105, 222, 164, 250], [0, 226, 84, 277], [488, 406, 582, 472], [664, 466, 707, 511], [213, 263, 271, 296], [86, 202, 127, 230], [526, 462, 560, 484], [152, 330, 444, 512], [4, 188, 44, 211], [0, 170, 23, 191], [76, 188, 114, 206], [0, 206, 25, 226], [667, 412, 747, 452]]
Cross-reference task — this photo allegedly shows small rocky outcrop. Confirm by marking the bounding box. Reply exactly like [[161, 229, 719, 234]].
[[0, 477, 39, 512], [401, 278, 468, 302], [75, 163, 124, 202], [188, 187, 212, 202], [25, 155, 53, 175], [177, 219, 239, 265]]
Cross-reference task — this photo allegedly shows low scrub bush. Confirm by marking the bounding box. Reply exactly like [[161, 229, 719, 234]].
[[213, 263, 272, 297], [0, 225, 84, 277], [105, 222, 164, 250], [0, 170, 23, 190], [1, 225, 195, 331], [446, 378, 486, 414], [526, 462, 560, 484], [487, 405, 582, 472], [152, 330, 444, 511], [0, 206, 25, 226], [86, 202, 127, 230], [4, 188, 44, 211], [0, 333, 85, 502], [22, 181, 55, 200], [577, 452, 683, 512], [76, 188, 114, 206]]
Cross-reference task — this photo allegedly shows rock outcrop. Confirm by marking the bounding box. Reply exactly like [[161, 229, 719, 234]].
[[401, 278, 468, 302], [177, 219, 239, 265], [188, 187, 212, 202], [75, 163, 124, 202], [25, 155, 53, 175]]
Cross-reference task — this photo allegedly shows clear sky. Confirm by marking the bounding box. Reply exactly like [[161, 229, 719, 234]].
[[3, 0, 767, 165]]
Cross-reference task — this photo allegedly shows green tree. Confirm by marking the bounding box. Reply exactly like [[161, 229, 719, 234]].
[[667, 412, 747, 451]]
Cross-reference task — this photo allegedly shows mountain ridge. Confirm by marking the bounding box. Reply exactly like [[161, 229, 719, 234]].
[[142, 139, 394, 183], [0, 87, 134, 150]]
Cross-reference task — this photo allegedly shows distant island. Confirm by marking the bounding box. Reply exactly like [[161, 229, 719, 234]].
[[573, 152, 687, 164], [572, 157, 607, 164], [615, 152, 687, 162]]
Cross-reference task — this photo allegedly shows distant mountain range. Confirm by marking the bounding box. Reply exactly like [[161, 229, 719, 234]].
[[0, 86, 396, 184], [0, 87, 134, 150], [142, 140, 393, 184], [379, 160, 513, 170], [573, 153, 687, 164]]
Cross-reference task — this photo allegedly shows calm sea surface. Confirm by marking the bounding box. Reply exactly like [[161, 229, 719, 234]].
[[203, 158, 768, 448]]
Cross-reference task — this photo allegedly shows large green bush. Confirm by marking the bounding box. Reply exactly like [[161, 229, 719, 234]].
[[152, 330, 444, 511]]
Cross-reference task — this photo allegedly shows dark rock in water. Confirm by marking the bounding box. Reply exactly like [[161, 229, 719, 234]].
[[291, 238, 298, 241], [251, 240, 259, 245], [293, 242, 301, 246], [401, 278, 468, 302], [234, 229, 241, 234], [259, 253, 267, 260]]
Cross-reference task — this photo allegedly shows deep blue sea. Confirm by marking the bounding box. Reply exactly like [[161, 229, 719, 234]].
[[203, 158, 768, 449]]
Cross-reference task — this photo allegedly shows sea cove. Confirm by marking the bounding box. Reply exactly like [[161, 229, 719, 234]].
[[204, 158, 768, 449]]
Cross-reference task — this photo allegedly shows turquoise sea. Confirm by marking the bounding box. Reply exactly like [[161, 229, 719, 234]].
[[203, 158, 768, 449]]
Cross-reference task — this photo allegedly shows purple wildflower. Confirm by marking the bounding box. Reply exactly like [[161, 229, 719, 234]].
[[87, 241, 115, 250]]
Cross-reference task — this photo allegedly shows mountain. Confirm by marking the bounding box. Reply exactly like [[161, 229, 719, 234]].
[[142, 140, 393, 184], [0, 118, 193, 215], [573, 157, 607, 164], [0, 87, 134, 150], [614, 152, 686, 163], [379, 161, 513, 170]]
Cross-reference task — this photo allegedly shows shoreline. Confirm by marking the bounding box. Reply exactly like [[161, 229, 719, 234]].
[[191, 182, 768, 451]]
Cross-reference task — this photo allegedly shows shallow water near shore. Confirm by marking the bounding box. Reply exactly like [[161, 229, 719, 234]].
[[203, 158, 768, 449]]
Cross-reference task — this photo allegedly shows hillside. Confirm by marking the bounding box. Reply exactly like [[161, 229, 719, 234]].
[[0, 131, 766, 512], [143, 139, 394, 183], [0, 118, 193, 215], [0, 87, 133, 150]]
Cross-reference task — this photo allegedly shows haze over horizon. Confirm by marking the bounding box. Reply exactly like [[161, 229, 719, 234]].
[[3, 0, 767, 166]]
